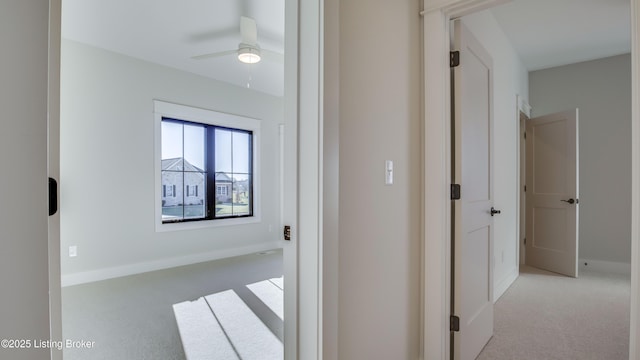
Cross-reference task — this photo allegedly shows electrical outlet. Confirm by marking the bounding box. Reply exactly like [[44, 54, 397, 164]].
[[69, 245, 77, 257]]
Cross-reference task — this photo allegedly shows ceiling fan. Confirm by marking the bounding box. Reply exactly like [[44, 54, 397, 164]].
[[191, 16, 283, 64]]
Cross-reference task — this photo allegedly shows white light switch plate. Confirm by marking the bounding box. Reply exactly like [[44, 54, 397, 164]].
[[385, 160, 393, 185]]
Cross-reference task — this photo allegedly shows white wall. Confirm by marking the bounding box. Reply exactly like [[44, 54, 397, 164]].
[[461, 10, 529, 299], [529, 54, 632, 266], [326, 0, 422, 358], [60, 40, 283, 285], [0, 1, 52, 359]]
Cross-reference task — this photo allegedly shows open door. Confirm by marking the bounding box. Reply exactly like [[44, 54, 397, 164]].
[[525, 109, 579, 277], [452, 20, 495, 360]]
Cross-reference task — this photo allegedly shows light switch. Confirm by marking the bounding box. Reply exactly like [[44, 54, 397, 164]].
[[385, 160, 393, 185]]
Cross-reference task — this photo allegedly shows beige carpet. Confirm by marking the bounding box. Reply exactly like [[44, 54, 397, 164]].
[[62, 251, 283, 360], [477, 266, 630, 360]]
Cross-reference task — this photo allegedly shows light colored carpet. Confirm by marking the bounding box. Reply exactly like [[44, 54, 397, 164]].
[[62, 250, 283, 360], [477, 266, 630, 360], [174, 277, 284, 360]]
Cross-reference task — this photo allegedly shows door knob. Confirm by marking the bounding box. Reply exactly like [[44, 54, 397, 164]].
[[490, 207, 501, 216], [561, 198, 576, 204]]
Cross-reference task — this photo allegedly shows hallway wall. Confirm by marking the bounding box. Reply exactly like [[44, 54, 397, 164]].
[[324, 0, 422, 358]]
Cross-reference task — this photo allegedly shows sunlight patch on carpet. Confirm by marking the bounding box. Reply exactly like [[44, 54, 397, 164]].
[[247, 277, 284, 320], [173, 288, 283, 360]]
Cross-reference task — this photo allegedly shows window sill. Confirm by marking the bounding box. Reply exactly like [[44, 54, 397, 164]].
[[155, 215, 261, 232]]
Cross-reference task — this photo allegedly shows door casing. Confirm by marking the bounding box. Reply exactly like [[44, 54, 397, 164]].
[[423, 0, 640, 359]]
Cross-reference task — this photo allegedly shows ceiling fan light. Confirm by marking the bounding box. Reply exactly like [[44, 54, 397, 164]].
[[238, 47, 261, 64]]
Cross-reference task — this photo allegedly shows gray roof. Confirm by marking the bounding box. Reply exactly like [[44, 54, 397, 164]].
[[215, 172, 232, 183], [161, 158, 234, 183], [161, 157, 204, 172]]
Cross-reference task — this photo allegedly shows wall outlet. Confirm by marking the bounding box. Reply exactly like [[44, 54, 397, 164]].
[[69, 245, 77, 257]]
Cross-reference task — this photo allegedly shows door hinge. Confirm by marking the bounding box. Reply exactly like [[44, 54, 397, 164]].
[[524, 238, 527, 245], [451, 184, 461, 200], [450, 51, 460, 68], [450, 315, 460, 332], [283, 225, 291, 241], [524, 185, 527, 192], [524, 132, 527, 139]]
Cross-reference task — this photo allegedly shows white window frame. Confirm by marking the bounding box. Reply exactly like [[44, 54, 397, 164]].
[[216, 185, 228, 196], [154, 100, 261, 232]]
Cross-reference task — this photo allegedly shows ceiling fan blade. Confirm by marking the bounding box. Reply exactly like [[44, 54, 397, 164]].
[[191, 49, 236, 60], [240, 16, 258, 45], [261, 49, 284, 64]]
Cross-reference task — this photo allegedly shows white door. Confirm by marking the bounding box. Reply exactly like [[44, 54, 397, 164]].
[[525, 109, 579, 277], [0, 2, 54, 360], [452, 20, 494, 360]]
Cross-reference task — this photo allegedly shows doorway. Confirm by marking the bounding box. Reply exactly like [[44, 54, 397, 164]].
[[423, 1, 639, 359], [57, 0, 303, 358]]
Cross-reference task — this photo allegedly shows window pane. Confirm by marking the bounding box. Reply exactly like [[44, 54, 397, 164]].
[[184, 124, 205, 171], [215, 172, 233, 217], [162, 120, 183, 170], [232, 132, 251, 174], [183, 172, 206, 220], [232, 174, 251, 216], [215, 129, 232, 173], [162, 171, 184, 221]]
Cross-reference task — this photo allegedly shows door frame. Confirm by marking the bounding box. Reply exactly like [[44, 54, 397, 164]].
[[49, 1, 62, 359], [517, 95, 531, 266], [47, 0, 324, 359], [422, 0, 640, 359]]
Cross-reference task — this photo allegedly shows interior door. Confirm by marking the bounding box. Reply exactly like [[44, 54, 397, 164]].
[[525, 109, 579, 277], [452, 20, 494, 360], [0, 2, 53, 360]]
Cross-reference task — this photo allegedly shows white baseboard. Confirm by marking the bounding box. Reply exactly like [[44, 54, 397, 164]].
[[61, 241, 283, 287], [579, 258, 631, 275], [494, 266, 519, 302]]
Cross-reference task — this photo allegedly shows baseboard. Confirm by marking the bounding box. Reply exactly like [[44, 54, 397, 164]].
[[579, 258, 631, 275], [494, 267, 519, 302], [61, 241, 283, 287]]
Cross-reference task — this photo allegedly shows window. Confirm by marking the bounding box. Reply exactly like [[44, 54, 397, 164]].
[[163, 184, 175, 197], [161, 118, 253, 223], [155, 101, 260, 229], [186, 185, 198, 197], [154, 100, 261, 231]]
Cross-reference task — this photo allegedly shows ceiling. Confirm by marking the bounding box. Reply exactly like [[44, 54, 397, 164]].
[[61, 0, 630, 97], [491, 0, 631, 71], [62, 0, 285, 97]]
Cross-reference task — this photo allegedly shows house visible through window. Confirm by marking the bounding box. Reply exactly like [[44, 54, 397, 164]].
[[161, 117, 253, 223]]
